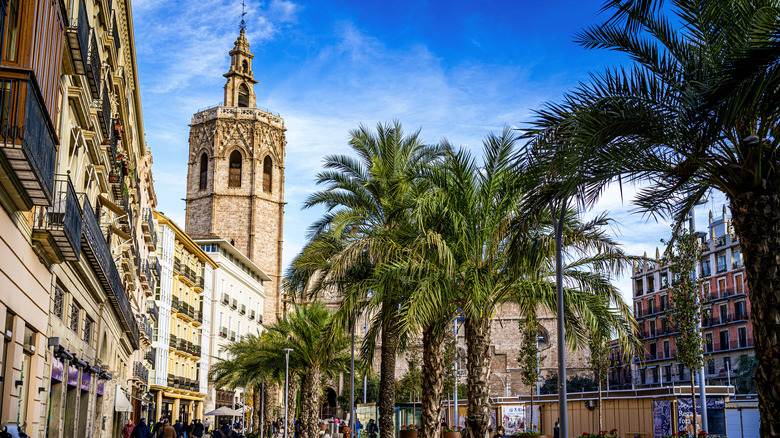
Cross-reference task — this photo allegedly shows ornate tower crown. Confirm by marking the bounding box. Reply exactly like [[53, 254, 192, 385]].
[[223, 29, 258, 108]]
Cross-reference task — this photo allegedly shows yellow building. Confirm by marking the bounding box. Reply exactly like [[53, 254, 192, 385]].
[[151, 213, 216, 423]]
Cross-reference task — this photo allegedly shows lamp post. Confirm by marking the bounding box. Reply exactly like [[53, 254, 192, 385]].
[[550, 198, 568, 438], [350, 316, 356, 438], [364, 321, 368, 404], [283, 348, 293, 438]]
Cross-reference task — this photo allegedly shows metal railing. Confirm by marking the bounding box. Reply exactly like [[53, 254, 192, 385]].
[[174, 257, 181, 273], [112, 15, 121, 51], [32, 175, 83, 261], [101, 85, 111, 138], [145, 347, 156, 366], [171, 296, 180, 311], [65, 0, 90, 75], [132, 361, 148, 383], [0, 71, 57, 207], [249, 310, 255, 320], [87, 31, 101, 99], [81, 196, 139, 347], [147, 300, 159, 321]]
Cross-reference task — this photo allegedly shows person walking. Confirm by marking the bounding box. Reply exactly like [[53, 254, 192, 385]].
[[212, 419, 239, 438], [174, 419, 183, 438], [131, 419, 154, 438], [204, 418, 211, 434], [193, 419, 204, 438], [123, 419, 136, 438], [553, 420, 559, 438], [159, 419, 178, 438], [367, 419, 378, 438]]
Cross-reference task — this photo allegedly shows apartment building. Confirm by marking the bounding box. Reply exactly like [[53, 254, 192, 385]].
[[195, 238, 267, 415], [0, 0, 155, 437], [150, 213, 216, 424], [630, 207, 754, 389]]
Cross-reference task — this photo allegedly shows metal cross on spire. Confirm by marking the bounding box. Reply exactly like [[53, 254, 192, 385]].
[[239, 0, 247, 31]]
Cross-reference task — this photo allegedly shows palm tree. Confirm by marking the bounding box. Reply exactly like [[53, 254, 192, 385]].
[[211, 303, 349, 438], [399, 130, 637, 438], [287, 120, 445, 438], [525, 1, 780, 432]]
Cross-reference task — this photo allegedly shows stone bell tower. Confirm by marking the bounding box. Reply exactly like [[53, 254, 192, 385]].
[[185, 29, 286, 324]]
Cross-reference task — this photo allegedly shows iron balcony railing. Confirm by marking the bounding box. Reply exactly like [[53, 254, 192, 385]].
[[173, 257, 181, 273], [81, 196, 139, 348], [100, 85, 111, 139], [132, 361, 148, 383], [169, 335, 178, 348], [154, 258, 161, 278], [86, 31, 101, 99], [65, 0, 90, 75], [145, 347, 156, 366], [32, 175, 83, 261], [249, 310, 255, 320], [0, 70, 58, 208], [147, 300, 159, 321], [112, 15, 121, 51], [239, 304, 246, 315], [138, 314, 152, 339], [171, 296, 180, 311]]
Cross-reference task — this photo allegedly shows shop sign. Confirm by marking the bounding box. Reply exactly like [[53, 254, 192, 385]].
[[81, 371, 91, 392], [67, 365, 79, 387], [51, 357, 64, 382]]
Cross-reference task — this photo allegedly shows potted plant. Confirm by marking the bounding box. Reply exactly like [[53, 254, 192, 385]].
[[442, 425, 462, 438], [400, 424, 419, 438]]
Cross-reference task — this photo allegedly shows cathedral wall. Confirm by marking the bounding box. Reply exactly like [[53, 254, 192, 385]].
[[250, 196, 283, 323], [211, 195, 252, 256], [185, 196, 214, 236]]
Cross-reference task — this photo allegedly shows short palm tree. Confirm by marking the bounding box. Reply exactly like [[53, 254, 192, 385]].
[[525, 1, 780, 432], [287, 120, 445, 438], [400, 129, 636, 438], [210, 303, 349, 438]]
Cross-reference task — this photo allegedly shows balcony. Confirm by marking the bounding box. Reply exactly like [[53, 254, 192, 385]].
[[100, 86, 111, 140], [81, 196, 139, 348], [139, 259, 151, 284], [144, 347, 156, 367], [249, 310, 255, 320], [219, 327, 228, 338], [147, 300, 159, 321], [169, 335, 178, 348], [132, 361, 148, 383], [221, 294, 229, 305], [239, 304, 246, 315], [0, 70, 58, 210], [733, 260, 743, 270], [231, 299, 237, 310], [137, 314, 152, 340], [86, 31, 101, 99], [65, 0, 90, 75], [142, 208, 156, 250], [32, 175, 83, 262], [230, 331, 236, 341], [173, 257, 181, 274], [171, 296, 180, 311]]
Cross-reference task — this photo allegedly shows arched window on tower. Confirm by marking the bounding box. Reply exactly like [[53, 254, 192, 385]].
[[242, 60, 248, 73], [237, 83, 249, 108], [199, 153, 208, 190], [229, 150, 242, 187], [263, 156, 272, 192]]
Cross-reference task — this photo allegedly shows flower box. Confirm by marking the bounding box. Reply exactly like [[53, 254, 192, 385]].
[[400, 430, 418, 438]]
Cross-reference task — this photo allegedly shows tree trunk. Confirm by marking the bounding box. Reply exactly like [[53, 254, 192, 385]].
[[529, 389, 534, 432], [265, 383, 276, 437], [300, 365, 323, 438], [289, 377, 300, 434], [379, 317, 399, 438], [420, 324, 445, 438], [730, 191, 780, 438], [597, 380, 602, 433], [690, 375, 697, 437], [254, 385, 263, 434], [462, 316, 491, 438]]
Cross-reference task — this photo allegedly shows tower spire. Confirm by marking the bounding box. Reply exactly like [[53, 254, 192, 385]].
[[240, 0, 247, 31]]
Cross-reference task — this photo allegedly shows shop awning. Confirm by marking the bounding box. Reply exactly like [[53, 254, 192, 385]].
[[115, 386, 134, 412]]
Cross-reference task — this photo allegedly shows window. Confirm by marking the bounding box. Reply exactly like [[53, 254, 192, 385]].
[[663, 365, 672, 382], [719, 304, 728, 323], [199, 153, 208, 190], [723, 357, 731, 373], [649, 320, 656, 337], [707, 360, 715, 375], [733, 250, 741, 269], [720, 330, 730, 351], [735, 301, 746, 319], [738, 327, 747, 348], [69, 303, 80, 332], [661, 318, 668, 333], [705, 333, 713, 352], [660, 295, 667, 311], [648, 299, 655, 314], [83, 317, 92, 344], [735, 274, 744, 294], [263, 156, 272, 192], [701, 259, 711, 277], [663, 340, 670, 358], [4, 0, 20, 62], [241, 60, 248, 73], [649, 343, 657, 359], [717, 255, 727, 273], [678, 364, 686, 381], [237, 83, 249, 108], [53, 287, 64, 320], [229, 151, 242, 187]]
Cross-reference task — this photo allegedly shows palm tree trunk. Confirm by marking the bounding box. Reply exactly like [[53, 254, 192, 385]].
[[287, 377, 300, 435], [529, 389, 534, 432], [597, 380, 602, 433], [463, 316, 491, 438], [379, 317, 399, 438], [254, 385, 263, 434], [420, 324, 445, 438], [300, 365, 322, 438], [730, 192, 780, 438], [265, 384, 276, 437]]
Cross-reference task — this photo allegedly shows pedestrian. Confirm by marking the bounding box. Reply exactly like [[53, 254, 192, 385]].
[[154, 417, 165, 437], [367, 419, 378, 438], [160, 419, 178, 438], [294, 419, 301, 438], [193, 419, 205, 438], [553, 419, 559, 438], [174, 419, 183, 438], [204, 418, 211, 434], [492, 426, 506, 438], [123, 419, 136, 438], [131, 418, 154, 438], [212, 419, 239, 438]]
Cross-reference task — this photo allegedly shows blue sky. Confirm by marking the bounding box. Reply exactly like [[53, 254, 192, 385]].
[[133, 0, 726, 304]]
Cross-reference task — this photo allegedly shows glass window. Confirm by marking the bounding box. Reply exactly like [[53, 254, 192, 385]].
[[83, 317, 92, 344], [53, 287, 64, 319], [69, 303, 80, 332], [4, 0, 20, 62]]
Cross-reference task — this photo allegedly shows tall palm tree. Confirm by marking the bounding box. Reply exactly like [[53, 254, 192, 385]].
[[210, 303, 349, 438], [400, 130, 637, 438], [525, 1, 780, 433], [287, 120, 445, 438]]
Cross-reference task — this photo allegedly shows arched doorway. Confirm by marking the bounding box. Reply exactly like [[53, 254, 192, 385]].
[[321, 388, 337, 419]]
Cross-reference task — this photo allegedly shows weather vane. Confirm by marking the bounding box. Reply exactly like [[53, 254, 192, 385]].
[[239, 0, 247, 31]]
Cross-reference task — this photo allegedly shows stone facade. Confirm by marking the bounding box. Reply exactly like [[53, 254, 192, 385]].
[[185, 30, 286, 325]]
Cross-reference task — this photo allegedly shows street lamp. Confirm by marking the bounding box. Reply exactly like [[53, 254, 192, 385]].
[[350, 316, 356, 438], [283, 348, 293, 438], [261, 375, 265, 438]]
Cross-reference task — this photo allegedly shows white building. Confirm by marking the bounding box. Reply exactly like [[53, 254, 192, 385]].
[[195, 238, 268, 413]]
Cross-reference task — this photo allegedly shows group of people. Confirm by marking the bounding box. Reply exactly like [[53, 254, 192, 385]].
[[122, 417, 242, 438]]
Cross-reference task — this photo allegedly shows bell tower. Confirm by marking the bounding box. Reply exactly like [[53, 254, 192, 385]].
[[185, 30, 286, 324], [223, 30, 258, 108]]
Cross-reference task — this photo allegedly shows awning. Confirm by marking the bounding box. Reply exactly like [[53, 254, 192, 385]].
[[115, 386, 134, 412], [204, 406, 242, 416]]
